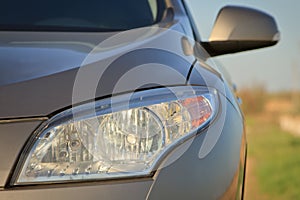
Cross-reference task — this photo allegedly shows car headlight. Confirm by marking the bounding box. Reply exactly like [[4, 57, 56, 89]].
[[13, 86, 218, 185]]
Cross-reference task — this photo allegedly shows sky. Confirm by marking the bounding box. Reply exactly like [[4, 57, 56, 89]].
[[186, 0, 300, 92]]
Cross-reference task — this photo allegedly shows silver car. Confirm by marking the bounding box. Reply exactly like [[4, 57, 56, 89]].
[[0, 0, 278, 199]]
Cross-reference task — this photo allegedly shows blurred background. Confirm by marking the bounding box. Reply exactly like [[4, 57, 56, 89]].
[[188, 0, 300, 199]]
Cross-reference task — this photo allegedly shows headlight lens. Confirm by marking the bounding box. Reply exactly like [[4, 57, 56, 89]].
[[14, 86, 218, 185]]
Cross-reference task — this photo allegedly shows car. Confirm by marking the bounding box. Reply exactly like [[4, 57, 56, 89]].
[[0, 0, 279, 199]]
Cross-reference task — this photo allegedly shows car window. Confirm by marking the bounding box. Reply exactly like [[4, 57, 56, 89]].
[[0, 0, 164, 31]]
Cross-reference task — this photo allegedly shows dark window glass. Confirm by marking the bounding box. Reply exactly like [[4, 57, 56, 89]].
[[0, 0, 164, 31]]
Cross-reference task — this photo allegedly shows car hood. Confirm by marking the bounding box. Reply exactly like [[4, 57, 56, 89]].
[[0, 24, 196, 118]]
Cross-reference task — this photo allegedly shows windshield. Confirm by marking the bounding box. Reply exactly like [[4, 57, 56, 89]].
[[0, 0, 164, 31]]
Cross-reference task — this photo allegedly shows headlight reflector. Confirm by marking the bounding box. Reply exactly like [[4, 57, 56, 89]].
[[14, 86, 218, 185]]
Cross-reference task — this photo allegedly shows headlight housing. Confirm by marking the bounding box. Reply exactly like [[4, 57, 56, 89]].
[[13, 86, 218, 185]]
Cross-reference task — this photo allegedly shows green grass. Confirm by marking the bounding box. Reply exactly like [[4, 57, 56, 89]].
[[246, 114, 300, 199]]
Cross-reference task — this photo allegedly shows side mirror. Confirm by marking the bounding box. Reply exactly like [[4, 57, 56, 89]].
[[201, 6, 280, 57]]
